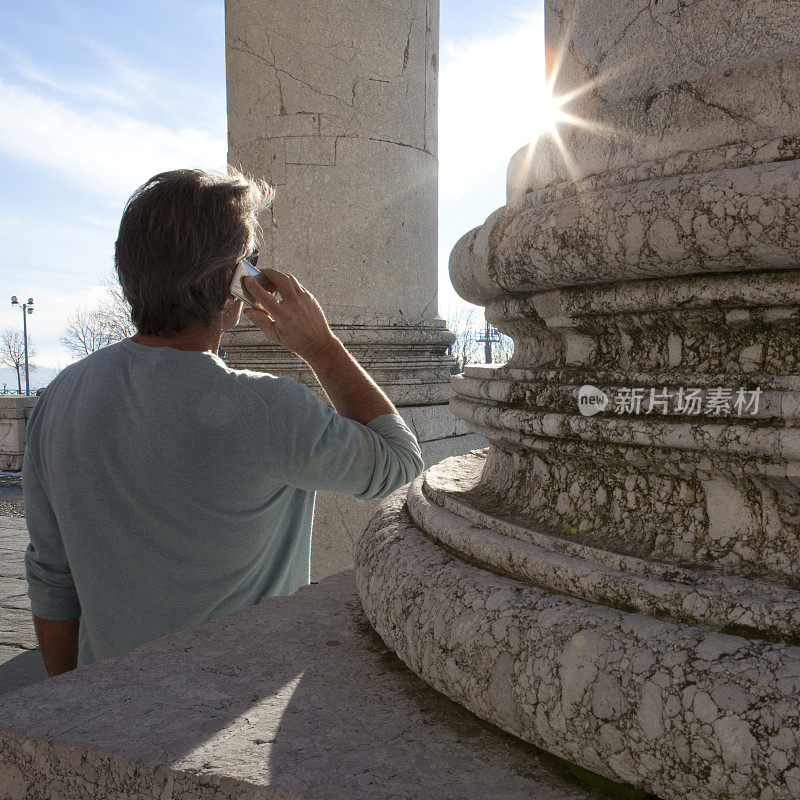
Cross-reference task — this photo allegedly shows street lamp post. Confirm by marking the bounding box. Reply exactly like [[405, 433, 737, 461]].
[[10, 296, 34, 396], [475, 321, 502, 365]]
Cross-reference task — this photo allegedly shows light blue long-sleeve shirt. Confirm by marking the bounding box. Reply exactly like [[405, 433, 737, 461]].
[[23, 337, 423, 666]]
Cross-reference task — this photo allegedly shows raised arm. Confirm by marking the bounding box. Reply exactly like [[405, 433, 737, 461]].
[[242, 268, 396, 425], [239, 267, 423, 499]]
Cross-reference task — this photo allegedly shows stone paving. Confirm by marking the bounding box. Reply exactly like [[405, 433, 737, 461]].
[[0, 515, 46, 695], [0, 472, 24, 518]]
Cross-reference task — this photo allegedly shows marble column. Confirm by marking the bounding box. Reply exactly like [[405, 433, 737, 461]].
[[223, 0, 482, 579], [357, 1, 800, 798]]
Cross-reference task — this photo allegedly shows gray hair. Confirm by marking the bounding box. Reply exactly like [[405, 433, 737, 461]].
[[114, 167, 274, 336]]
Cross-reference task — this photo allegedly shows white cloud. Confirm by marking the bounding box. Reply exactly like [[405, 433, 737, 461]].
[[0, 37, 228, 366], [439, 9, 548, 201], [0, 42, 131, 108], [0, 78, 226, 202], [0, 39, 225, 128]]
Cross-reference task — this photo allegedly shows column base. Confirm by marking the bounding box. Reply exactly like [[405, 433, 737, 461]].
[[221, 317, 458, 407], [356, 453, 800, 800]]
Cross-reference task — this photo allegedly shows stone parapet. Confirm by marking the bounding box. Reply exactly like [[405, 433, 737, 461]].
[[0, 568, 607, 800], [0, 398, 36, 472]]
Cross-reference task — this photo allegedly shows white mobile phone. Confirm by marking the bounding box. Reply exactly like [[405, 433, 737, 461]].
[[229, 258, 262, 308]]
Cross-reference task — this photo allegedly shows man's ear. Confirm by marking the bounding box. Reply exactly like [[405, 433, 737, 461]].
[[223, 266, 237, 299]]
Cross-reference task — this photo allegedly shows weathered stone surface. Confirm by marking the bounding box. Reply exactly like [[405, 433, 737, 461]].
[[0, 570, 605, 800], [223, 0, 441, 327], [357, 0, 800, 798], [0, 399, 36, 472], [357, 476, 800, 800], [464, 156, 800, 297], [408, 457, 800, 640], [509, 0, 800, 194]]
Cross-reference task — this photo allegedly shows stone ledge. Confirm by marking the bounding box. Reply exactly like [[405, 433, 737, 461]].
[[410, 462, 800, 640], [0, 571, 604, 800]]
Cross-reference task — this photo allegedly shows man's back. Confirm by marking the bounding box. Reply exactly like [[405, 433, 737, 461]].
[[24, 338, 422, 666]]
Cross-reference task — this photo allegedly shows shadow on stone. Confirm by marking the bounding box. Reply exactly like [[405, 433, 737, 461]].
[[0, 573, 616, 798], [266, 613, 653, 799], [0, 648, 46, 696]]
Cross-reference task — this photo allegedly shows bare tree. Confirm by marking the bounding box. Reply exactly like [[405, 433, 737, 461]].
[[446, 306, 515, 370], [446, 304, 481, 373], [60, 308, 116, 357], [98, 277, 136, 342], [0, 328, 37, 394], [60, 279, 136, 358]]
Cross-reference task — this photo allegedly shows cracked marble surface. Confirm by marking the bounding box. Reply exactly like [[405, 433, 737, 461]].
[[224, 0, 440, 323], [454, 158, 800, 302], [523, 0, 800, 189], [408, 459, 800, 641], [359, 2, 800, 799], [357, 485, 800, 800]]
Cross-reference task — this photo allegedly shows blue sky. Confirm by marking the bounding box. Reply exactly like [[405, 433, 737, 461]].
[[0, 1, 545, 373]]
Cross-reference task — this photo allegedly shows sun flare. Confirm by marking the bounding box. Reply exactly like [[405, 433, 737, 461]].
[[528, 88, 571, 140], [515, 37, 626, 193]]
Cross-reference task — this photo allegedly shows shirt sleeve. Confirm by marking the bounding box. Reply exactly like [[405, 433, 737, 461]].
[[23, 447, 81, 620], [241, 376, 424, 500]]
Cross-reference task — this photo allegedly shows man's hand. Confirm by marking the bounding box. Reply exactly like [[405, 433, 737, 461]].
[[33, 615, 80, 677], [242, 267, 398, 425], [242, 269, 338, 363]]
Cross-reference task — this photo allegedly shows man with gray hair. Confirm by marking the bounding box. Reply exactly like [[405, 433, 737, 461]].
[[23, 168, 423, 676]]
